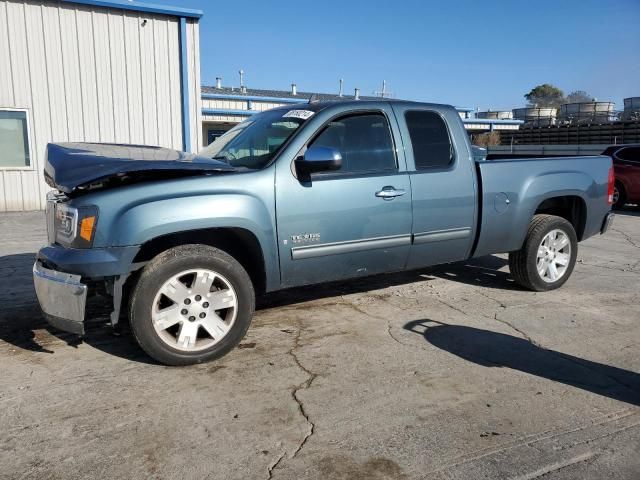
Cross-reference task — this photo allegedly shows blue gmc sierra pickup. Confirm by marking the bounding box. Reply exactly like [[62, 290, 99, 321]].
[[33, 100, 615, 365]]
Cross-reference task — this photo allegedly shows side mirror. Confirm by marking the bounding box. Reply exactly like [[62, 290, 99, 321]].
[[295, 146, 342, 178]]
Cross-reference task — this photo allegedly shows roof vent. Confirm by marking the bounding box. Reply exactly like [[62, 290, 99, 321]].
[[291, 83, 297, 96], [354, 88, 360, 100], [215, 77, 222, 89], [238, 69, 245, 93]]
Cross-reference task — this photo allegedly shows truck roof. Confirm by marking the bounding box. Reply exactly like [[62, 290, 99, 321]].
[[269, 99, 457, 114]]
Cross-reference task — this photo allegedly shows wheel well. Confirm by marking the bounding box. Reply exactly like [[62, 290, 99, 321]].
[[132, 228, 267, 294], [534, 196, 587, 240]]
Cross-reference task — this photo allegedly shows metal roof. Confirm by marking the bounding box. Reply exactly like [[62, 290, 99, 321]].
[[62, 0, 203, 19], [201, 85, 379, 102]]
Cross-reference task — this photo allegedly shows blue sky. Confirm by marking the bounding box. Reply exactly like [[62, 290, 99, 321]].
[[161, 0, 638, 110]]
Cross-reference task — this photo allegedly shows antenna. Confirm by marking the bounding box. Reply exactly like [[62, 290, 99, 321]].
[[339, 78, 344, 97]]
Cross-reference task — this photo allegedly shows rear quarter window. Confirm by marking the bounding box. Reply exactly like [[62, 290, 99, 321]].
[[405, 110, 453, 170]]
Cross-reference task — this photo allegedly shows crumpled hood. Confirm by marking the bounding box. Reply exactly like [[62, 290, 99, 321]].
[[44, 142, 235, 194]]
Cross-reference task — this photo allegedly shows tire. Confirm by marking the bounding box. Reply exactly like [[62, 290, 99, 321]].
[[509, 214, 578, 292], [129, 244, 255, 366], [612, 182, 626, 210]]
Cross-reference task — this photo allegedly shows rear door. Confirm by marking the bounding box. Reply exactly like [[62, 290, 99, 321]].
[[391, 104, 478, 268], [275, 105, 412, 287]]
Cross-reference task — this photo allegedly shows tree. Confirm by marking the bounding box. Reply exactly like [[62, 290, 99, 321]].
[[472, 131, 501, 147], [566, 90, 593, 103], [524, 84, 565, 108]]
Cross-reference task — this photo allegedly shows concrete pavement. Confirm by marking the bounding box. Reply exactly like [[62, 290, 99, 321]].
[[0, 210, 638, 479]]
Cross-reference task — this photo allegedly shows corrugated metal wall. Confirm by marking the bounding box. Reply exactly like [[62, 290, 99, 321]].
[[0, 0, 201, 211]]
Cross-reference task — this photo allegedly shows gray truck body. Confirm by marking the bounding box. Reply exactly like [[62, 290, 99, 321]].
[[33, 100, 613, 335]]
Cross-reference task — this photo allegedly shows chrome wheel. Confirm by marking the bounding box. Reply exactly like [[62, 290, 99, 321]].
[[536, 229, 571, 283], [151, 269, 237, 352]]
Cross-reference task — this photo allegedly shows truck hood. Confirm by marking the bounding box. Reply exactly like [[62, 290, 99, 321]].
[[44, 142, 236, 194]]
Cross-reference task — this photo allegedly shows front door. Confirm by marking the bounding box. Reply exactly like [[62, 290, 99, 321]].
[[275, 107, 412, 288]]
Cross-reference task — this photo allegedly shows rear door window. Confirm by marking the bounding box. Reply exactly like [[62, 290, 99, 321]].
[[405, 110, 453, 170]]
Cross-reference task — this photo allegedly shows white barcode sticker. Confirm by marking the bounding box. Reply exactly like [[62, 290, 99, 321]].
[[282, 110, 315, 120]]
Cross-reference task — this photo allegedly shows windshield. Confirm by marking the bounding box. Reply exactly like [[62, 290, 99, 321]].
[[200, 109, 311, 169]]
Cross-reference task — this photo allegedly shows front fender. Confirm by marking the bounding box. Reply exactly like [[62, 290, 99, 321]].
[[110, 193, 278, 290], [113, 194, 273, 246]]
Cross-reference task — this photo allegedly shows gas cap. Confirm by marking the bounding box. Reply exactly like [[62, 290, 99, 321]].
[[494, 192, 511, 214]]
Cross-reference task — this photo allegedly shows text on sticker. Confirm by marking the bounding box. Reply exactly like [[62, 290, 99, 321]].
[[282, 110, 315, 120]]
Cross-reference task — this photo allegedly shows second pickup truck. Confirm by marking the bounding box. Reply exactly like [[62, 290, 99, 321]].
[[34, 100, 615, 365]]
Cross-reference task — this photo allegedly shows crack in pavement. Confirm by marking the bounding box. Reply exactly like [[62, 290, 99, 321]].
[[433, 292, 640, 397], [266, 283, 637, 480], [266, 451, 287, 480], [432, 295, 543, 347], [610, 227, 640, 249], [268, 319, 317, 479], [426, 408, 635, 477], [578, 260, 640, 274], [491, 313, 542, 348], [510, 451, 597, 480]]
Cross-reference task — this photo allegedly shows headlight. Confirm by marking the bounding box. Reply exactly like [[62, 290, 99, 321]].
[[54, 204, 98, 248]]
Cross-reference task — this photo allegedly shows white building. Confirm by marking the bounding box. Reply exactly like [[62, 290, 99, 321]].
[[0, 0, 203, 212], [0, 0, 521, 212], [200, 84, 522, 147], [201, 83, 378, 146]]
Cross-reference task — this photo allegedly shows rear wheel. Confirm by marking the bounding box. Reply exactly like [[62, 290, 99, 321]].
[[612, 182, 626, 210], [129, 244, 255, 366], [509, 214, 578, 292]]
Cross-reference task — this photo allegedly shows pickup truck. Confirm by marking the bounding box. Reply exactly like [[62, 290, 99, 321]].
[[33, 100, 615, 365]]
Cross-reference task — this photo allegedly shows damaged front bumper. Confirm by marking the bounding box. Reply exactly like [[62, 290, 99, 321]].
[[33, 261, 88, 335]]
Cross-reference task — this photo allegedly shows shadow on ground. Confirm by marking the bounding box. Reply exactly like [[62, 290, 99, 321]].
[[1, 251, 517, 364], [0, 252, 156, 364], [404, 319, 640, 407], [259, 255, 513, 310], [614, 206, 640, 217]]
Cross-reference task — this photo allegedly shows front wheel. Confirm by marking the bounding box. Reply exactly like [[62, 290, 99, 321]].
[[129, 244, 255, 366], [509, 214, 578, 292]]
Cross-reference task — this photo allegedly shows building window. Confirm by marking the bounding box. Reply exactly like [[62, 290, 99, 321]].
[[207, 128, 228, 145], [405, 110, 453, 170], [0, 110, 30, 168]]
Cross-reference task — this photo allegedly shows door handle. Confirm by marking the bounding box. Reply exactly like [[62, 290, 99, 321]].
[[375, 186, 407, 200]]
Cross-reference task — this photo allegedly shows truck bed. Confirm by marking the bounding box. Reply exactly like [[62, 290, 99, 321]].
[[472, 156, 612, 257]]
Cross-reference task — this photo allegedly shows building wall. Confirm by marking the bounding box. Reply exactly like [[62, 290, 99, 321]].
[[201, 98, 287, 126], [0, 0, 201, 211]]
